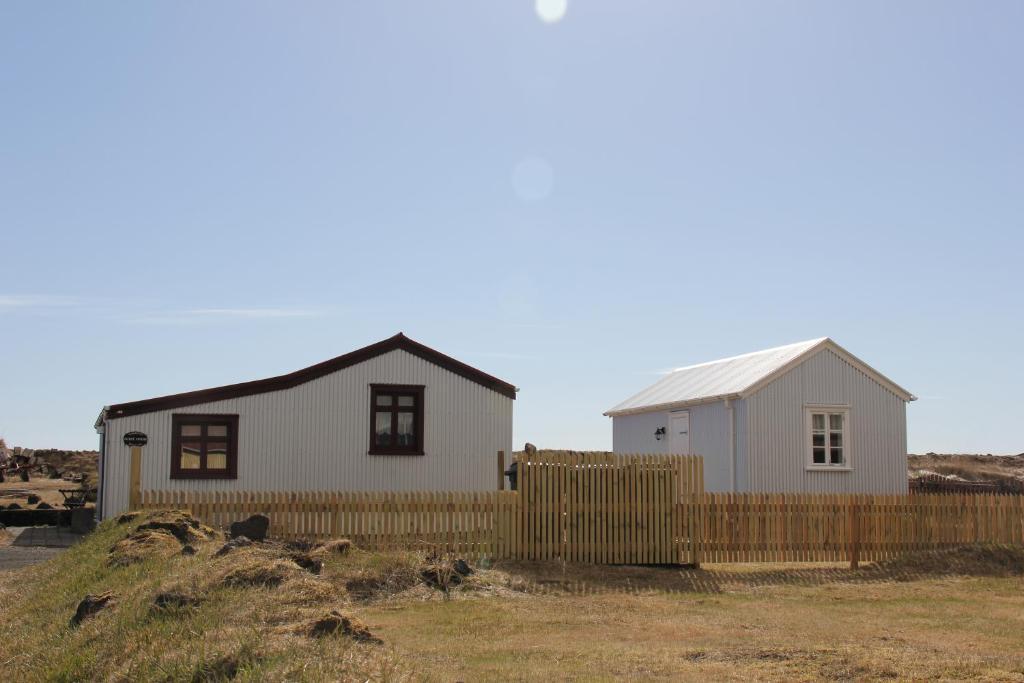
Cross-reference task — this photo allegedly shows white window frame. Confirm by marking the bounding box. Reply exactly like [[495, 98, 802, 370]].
[[804, 404, 852, 471]]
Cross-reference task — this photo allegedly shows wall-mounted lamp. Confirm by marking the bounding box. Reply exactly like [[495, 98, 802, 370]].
[[654, 427, 666, 441]]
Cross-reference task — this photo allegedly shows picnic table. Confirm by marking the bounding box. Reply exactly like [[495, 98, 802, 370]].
[[59, 489, 94, 509]]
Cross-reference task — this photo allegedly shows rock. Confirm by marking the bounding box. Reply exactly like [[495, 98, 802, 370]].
[[229, 514, 270, 542], [115, 511, 143, 525], [453, 559, 474, 577], [26, 494, 40, 505], [181, 544, 197, 556], [314, 539, 352, 556], [524, 442, 538, 455], [290, 552, 323, 575], [19, 469, 29, 482], [214, 537, 253, 557], [6, 503, 21, 510], [309, 610, 380, 643], [153, 591, 202, 610], [70, 592, 116, 627], [48, 469, 62, 479], [36, 502, 53, 510]]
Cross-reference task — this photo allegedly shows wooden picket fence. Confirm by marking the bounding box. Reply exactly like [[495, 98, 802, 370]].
[[695, 492, 1024, 564], [140, 489, 520, 560], [134, 452, 1024, 566], [516, 452, 704, 564]]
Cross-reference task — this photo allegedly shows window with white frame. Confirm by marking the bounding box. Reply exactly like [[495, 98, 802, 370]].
[[806, 406, 849, 468]]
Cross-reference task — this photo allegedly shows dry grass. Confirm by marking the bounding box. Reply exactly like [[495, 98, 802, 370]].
[[909, 453, 1024, 486], [362, 554, 1024, 681], [3, 509, 1024, 681], [108, 529, 184, 567]]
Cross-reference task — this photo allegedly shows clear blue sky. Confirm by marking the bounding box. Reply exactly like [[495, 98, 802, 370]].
[[1, 1, 1021, 454]]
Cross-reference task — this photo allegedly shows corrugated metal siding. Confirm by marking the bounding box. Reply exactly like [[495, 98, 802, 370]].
[[688, 402, 732, 492], [611, 401, 735, 491], [612, 411, 668, 454], [733, 399, 749, 491], [100, 349, 513, 518], [746, 348, 908, 494]]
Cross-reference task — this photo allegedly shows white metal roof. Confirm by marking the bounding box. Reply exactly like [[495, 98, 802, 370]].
[[604, 338, 915, 417]]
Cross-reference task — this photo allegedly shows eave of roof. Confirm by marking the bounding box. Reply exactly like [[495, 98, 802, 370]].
[[103, 333, 517, 421]]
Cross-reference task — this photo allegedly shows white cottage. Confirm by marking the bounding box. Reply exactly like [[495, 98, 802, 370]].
[[604, 338, 915, 494], [95, 333, 516, 518]]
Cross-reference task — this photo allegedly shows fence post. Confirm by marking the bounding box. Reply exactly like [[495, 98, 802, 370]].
[[497, 450, 505, 491], [129, 446, 142, 510], [849, 497, 861, 569]]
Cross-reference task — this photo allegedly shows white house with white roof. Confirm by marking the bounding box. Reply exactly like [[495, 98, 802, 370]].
[[604, 338, 916, 493]]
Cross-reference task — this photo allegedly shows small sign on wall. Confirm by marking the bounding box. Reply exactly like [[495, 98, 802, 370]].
[[123, 431, 148, 448]]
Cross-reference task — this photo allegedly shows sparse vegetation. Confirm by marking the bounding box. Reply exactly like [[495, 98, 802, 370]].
[[909, 453, 1024, 493], [2, 510, 1024, 681]]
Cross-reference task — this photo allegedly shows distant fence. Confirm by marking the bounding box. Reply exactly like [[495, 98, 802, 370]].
[[910, 474, 1024, 496], [135, 452, 1024, 566]]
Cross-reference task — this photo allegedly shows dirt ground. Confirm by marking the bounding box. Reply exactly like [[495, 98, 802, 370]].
[[0, 477, 72, 508]]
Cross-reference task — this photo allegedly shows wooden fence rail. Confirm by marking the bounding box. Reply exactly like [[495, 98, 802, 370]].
[[135, 454, 1024, 566]]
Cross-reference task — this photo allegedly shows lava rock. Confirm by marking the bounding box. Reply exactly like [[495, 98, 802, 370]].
[[290, 552, 323, 575], [214, 536, 254, 557], [70, 592, 116, 627], [26, 494, 40, 505], [229, 514, 270, 542], [309, 610, 381, 643]]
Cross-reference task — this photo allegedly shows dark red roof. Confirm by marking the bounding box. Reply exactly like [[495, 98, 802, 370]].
[[105, 333, 516, 420]]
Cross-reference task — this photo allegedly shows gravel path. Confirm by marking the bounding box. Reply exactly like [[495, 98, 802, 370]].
[[0, 546, 66, 571]]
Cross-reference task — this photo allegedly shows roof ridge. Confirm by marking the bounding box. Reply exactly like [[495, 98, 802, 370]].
[[668, 337, 828, 374], [104, 333, 517, 420]]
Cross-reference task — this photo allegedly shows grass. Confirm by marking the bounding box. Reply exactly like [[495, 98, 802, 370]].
[[2, 511, 1024, 681]]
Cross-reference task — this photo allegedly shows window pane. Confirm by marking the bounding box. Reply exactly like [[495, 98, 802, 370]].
[[830, 432, 842, 447], [375, 395, 393, 407], [180, 442, 201, 469], [374, 412, 391, 445], [812, 433, 825, 448], [811, 414, 825, 430], [397, 395, 415, 407], [829, 414, 844, 430], [207, 442, 228, 469], [181, 425, 201, 438], [830, 448, 843, 465], [812, 448, 826, 464], [208, 425, 228, 438], [396, 412, 415, 445]]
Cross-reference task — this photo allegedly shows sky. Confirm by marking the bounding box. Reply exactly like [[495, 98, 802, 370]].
[[1, 1, 1022, 454]]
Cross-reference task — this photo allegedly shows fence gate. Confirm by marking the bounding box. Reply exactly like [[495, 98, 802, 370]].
[[515, 452, 704, 564]]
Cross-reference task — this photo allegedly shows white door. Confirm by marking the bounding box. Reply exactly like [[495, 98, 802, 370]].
[[669, 411, 690, 455]]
